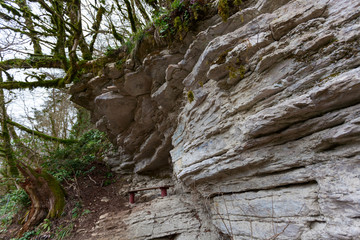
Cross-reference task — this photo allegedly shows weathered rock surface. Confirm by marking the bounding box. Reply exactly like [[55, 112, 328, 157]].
[[70, 0, 360, 238], [89, 195, 220, 240]]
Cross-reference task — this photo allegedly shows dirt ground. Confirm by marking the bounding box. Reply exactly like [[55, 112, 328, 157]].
[[1, 161, 130, 240]]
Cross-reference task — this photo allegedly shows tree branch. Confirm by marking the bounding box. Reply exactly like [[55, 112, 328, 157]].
[[0, 79, 63, 90], [7, 119, 77, 144], [0, 58, 63, 71]]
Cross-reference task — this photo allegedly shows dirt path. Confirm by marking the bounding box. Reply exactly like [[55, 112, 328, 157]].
[[63, 161, 130, 240]]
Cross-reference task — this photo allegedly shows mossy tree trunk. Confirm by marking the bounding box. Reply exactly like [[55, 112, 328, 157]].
[[17, 163, 66, 237], [123, 0, 137, 33], [15, 0, 42, 55], [0, 71, 19, 178]]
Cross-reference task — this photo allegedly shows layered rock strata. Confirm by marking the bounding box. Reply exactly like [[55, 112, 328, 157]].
[[89, 195, 220, 240], [70, 0, 360, 238]]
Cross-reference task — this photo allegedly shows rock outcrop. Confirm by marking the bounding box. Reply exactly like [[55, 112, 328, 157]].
[[89, 195, 220, 240], [70, 0, 360, 239]]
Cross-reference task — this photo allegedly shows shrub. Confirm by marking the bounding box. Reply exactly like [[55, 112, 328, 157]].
[[154, 0, 208, 41], [218, 0, 243, 22], [42, 129, 111, 181], [0, 189, 30, 231]]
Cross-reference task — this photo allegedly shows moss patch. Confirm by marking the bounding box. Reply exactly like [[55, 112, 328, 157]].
[[187, 90, 195, 103]]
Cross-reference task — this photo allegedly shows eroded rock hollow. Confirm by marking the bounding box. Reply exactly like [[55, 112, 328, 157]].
[[70, 0, 360, 239]]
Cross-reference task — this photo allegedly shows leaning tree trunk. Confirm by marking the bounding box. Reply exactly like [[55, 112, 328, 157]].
[[16, 163, 66, 236]]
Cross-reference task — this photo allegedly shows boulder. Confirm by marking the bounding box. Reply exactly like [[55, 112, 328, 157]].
[[94, 92, 137, 134]]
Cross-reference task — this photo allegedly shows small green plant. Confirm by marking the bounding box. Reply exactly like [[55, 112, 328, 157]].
[[0, 189, 30, 231], [214, 50, 230, 64], [14, 230, 37, 240], [234, 0, 242, 6], [71, 202, 92, 218], [154, 15, 171, 36], [187, 90, 195, 103], [81, 209, 91, 216], [55, 223, 74, 240], [71, 202, 82, 219], [228, 65, 246, 80], [218, 0, 242, 22], [103, 172, 115, 186], [153, 0, 207, 41], [42, 129, 111, 182], [116, 59, 125, 70], [218, 0, 230, 22], [38, 218, 52, 232], [104, 46, 117, 57]]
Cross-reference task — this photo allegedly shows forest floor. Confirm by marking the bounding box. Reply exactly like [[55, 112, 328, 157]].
[[1, 161, 130, 240]]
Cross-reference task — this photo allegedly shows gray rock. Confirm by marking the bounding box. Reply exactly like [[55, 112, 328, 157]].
[[124, 69, 152, 96], [105, 62, 124, 79], [126, 195, 220, 240], [94, 92, 137, 134]]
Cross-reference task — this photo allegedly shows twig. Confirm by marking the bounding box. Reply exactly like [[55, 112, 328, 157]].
[[73, 175, 82, 200], [223, 194, 234, 238], [268, 222, 290, 240], [267, 203, 306, 239], [88, 175, 97, 184], [271, 195, 275, 235], [214, 195, 233, 239], [250, 220, 253, 240]]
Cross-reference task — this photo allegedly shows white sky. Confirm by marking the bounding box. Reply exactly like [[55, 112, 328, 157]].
[[4, 68, 65, 125]]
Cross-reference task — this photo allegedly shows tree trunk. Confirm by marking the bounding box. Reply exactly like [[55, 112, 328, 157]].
[[123, 0, 137, 33], [0, 71, 19, 178], [8, 121, 41, 165], [16, 163, 66, 237], [16, 0, 42, 55]]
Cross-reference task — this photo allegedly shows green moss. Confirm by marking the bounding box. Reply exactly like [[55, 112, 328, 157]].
[[228, 65, 246, 80], [218, 0, 243, 22], [174, 16, 182, 31], [0, 79, 61, 90], [104, 46, 116, 57], [25, 167, 66, 219], [116, 59, 125, 70], [234, 0, 242, 6], [7, 119, 77, 144], [79, 56, 111, 77], [214, 50, 230, 64], [187, 90, 195, 103], [218, 0, 229, 22], [39, 171, 66, 218], [0, 57, 63, 71], [319, 72, 340, 83]]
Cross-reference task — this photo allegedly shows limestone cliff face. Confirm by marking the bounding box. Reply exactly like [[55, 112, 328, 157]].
[[71, 0, 360, 239]]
